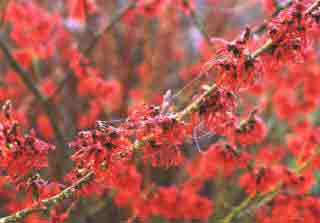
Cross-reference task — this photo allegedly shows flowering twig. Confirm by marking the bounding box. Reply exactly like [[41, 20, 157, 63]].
[[175, 84, 217, 121], [0, 126, 153, 222], [254, 0, 293, 34], [221, 147, 320, 223], [0, 172, 94, 223], [218, 1, 320, 222], [0, 39, 67, 180]]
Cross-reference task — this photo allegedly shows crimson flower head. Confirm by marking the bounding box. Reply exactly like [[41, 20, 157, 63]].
[[235, 112, 268, 146], [210, 27, 264, 91], [194, 87, 237, 138], [239, 165, 286, 195], [187, 142, 251, 178], [0, 101, 54, 182]]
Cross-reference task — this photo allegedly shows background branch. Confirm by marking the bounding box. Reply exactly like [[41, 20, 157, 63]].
[[84, 1, 138, 55]]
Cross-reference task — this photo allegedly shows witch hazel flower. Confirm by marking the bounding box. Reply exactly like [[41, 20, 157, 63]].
[[187, 142, 251, 179], [234, 111, 268, 146], [191, 86, 238, 138], [0, 101, 54, 182], [239, 165, 286, 195], [209, 26, 264, 92]]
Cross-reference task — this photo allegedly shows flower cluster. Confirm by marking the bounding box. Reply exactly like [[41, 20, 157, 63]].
[[0, 102, 54, 182], [210, 27, 264, 91]]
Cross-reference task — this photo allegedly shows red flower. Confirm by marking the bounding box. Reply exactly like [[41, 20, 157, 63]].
[[235, 113, 268, 145], [187, 143, 251, 178], [0, 106, 54, 181], [194, 87, 237, 137], [239, 165, 285, 195]]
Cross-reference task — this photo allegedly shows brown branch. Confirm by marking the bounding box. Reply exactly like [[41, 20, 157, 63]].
[[182, 0, 212, 46], [189, 7, 212, 46], [46, 74, 72, 103], [0, 0, 10, 28]]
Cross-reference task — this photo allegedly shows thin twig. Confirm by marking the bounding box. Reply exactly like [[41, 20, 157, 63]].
[[46, 73, 72, 103], [189, 7, 212, 46], [83, 1, 138, 55]]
